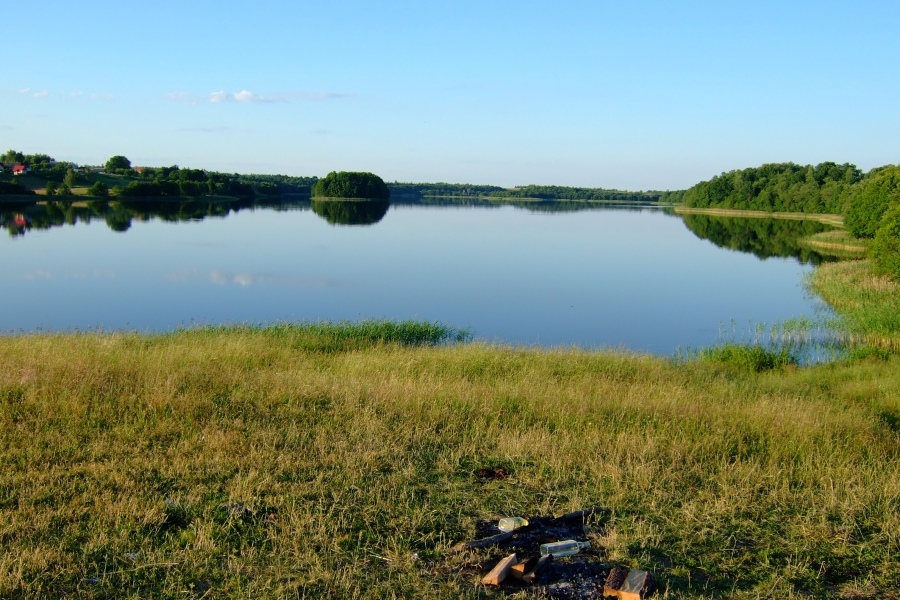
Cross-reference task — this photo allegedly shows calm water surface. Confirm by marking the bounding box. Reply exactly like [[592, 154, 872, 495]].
[[0, 202, 832, 355]]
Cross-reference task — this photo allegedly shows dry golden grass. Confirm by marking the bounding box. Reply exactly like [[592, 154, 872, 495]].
[[1, 326, 899, 598], [674, 207, 845, 227]]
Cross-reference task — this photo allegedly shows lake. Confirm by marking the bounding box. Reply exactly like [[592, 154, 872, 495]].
[[0, 199, 834, 355]]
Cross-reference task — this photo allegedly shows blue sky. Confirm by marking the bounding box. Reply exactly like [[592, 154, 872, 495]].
[[3, 0, 898, 190]]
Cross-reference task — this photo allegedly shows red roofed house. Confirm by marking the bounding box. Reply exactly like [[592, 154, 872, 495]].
[[12, 164, 29, 175]]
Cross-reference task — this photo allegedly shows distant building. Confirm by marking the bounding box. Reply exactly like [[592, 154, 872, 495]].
[[12, 164, 28, 175]]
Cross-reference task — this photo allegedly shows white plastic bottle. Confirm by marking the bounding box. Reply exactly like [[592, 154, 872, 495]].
[[497, 517, 529, 532], [539, 540, 591, 557]]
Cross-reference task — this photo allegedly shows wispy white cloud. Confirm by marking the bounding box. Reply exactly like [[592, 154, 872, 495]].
[[167, 89, 355, 105], [15, 87, 109, 101], [209, 90, 272, 103], [19, 88, 49, 99]]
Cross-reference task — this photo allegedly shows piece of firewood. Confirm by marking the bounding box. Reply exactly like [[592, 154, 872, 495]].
[[617, 568, 656, 600], [450, 531, 514, 552], [521, 554, 552, 583], [481, 553, 518, 586], [509, 556, 538, 579], [604, 566, 628, 596]]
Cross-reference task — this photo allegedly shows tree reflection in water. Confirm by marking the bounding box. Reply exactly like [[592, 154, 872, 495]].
[[1, 197, 313, 237], [681, 214, 836, 265], [311, 199, 390, 226]]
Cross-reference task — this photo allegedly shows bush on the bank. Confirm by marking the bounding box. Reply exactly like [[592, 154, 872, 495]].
[[870, 206, 900, 280], [845, 165, 900, 238]]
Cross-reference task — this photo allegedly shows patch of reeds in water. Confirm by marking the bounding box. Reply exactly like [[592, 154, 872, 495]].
[[809, 260, 900, 351], [677, 316, 854, 369], [167, 319, 471, 352]]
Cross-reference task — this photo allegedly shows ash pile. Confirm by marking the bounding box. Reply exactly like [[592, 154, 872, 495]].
[[452, 507, 656, 599]]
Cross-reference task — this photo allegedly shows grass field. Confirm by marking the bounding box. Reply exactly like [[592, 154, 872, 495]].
[[1, 300, 899, 598]]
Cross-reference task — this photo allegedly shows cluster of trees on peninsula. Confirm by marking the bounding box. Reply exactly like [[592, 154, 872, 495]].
[[312, 171, 390, 200], [682, 162, 861, 214], [683, 161, 900, 279]]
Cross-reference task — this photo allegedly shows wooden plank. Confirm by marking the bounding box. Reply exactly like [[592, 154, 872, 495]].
[[509, 556, 538, 579], [521, 554, 552, 583], [481, 553, 518, 586], [618, 569, 655, 600], [604, 566, 628, 596]]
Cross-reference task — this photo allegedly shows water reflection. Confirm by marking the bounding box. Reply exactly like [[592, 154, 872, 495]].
[[310, 199, 390, 226], [1, 197, 673, 237], [1, 202, 828, 355], [681, 214, 836, 265], [0, 197, 312, 237]]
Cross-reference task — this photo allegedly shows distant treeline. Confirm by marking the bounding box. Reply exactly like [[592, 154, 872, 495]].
[[124, 166, 316, 198], [388, 182, 507, 198], [490, 184, 665, 202], [388, 182, 678, 202]]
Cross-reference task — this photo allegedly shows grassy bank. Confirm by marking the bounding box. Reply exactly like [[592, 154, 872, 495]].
[[1, 317, 898, 598], [810, 260, 900, 351], [673, 206, 845, 228]]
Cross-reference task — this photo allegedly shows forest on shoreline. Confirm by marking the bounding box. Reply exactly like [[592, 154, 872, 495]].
[[3, 149, 898, 279]]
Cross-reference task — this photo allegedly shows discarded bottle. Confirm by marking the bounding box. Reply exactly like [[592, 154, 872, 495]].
[[539, 540, 591, 557], [498, 517, 529, 532]]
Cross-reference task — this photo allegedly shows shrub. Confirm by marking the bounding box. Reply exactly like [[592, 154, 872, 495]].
[[845, 165, 900, 238], [870, 205, 900, 280]]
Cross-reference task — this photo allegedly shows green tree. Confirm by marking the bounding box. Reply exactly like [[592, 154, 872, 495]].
[[105, 155, 132, 172], [45, 181, 58, 196], [312, 171, 390, 200], [57, 183, 72, 196], [2, 149, 25, 164], [64, 168, 78, 188], [870, 206, 900, 280], [845, 166, 900, 238], [88, 181, 109, 197]]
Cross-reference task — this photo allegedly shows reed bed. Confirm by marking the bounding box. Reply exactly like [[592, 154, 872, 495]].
[[1, 323, 898, 599], [810, 260, 900, 351]]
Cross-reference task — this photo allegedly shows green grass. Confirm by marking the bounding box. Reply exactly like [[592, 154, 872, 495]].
[[1, 319, 899, 598], [692, 343, 795, 372], [810, 260, 900, 350]]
